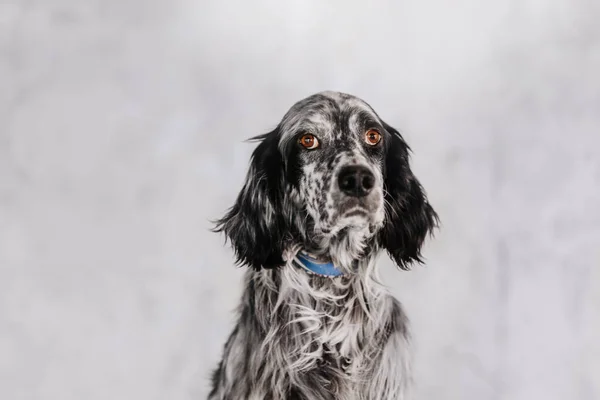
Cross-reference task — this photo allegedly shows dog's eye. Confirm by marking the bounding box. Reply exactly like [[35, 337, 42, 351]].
[[299, 134, 320, 150], [365, 129, 382, 145]]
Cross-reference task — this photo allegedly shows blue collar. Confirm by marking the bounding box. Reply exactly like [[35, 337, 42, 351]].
[[295, 252, 344, 277]]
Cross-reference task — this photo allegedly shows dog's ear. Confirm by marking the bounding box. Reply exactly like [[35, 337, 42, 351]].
[[214, 128, 288, 270], [379, 122, 439, 270]]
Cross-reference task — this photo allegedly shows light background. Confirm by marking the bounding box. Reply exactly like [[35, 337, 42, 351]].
[[1, 0, 599, 399]]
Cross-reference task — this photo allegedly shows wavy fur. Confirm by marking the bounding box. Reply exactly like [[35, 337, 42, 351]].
[[210, 91, 437, 399]]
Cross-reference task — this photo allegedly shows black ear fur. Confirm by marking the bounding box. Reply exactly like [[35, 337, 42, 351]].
[[379, 122, 439, 270], [213, 128, 289, 270]]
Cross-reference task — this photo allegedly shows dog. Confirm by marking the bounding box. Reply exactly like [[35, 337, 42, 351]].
[[209, 91, 438, 400]]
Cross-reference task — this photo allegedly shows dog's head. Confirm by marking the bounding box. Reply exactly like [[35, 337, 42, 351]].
[[215, 91, 438, 272]]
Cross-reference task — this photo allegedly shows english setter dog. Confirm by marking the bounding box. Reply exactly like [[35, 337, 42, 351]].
[[209, 91, 438, 400]]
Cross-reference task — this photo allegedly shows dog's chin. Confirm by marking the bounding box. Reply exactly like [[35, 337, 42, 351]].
[[338, 201, 385, 229], [337, 193, 384, 222], [339, 207, 378, 225], [303, 210, 382, 272]]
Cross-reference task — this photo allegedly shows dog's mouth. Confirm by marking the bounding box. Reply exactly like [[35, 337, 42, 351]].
[[342, 207, 369, 218], [338, 197, 377, 214], [340, 207, 371, 222], [337, 197, 383, 226]]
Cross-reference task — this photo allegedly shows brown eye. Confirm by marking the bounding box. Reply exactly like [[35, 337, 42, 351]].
[[365, 129, 381, 145], [299, 134, 319, 150]]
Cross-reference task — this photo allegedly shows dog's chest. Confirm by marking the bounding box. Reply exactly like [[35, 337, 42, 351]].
[[285, 276, 388, 378]]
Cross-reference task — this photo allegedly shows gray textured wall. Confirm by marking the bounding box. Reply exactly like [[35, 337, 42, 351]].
[[1, 0, 599, 399]]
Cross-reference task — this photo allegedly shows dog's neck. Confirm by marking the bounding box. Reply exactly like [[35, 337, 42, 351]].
[[245, 248, 392, 382], [293, 251, 345, 277]]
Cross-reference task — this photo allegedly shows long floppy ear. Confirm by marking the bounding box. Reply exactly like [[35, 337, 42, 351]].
[[379, 122, 439, 270], [213, 128, 289, 270]]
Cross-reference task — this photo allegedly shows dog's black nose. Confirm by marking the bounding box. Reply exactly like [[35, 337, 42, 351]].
[[338, 166, 375, 197]]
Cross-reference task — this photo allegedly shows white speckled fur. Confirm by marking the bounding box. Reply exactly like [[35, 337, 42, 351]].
[[211, 91, 437, 400]]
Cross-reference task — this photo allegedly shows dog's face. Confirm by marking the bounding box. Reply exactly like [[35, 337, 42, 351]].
[[215, 91, 437, 271], [278, 93, 387, 264]]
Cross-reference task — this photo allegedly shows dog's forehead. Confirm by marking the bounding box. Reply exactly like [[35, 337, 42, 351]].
[[278, 92, 378, 148]]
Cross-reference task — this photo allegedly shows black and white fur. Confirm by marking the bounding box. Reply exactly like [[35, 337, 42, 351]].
[[210, 91, 438, 400]]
